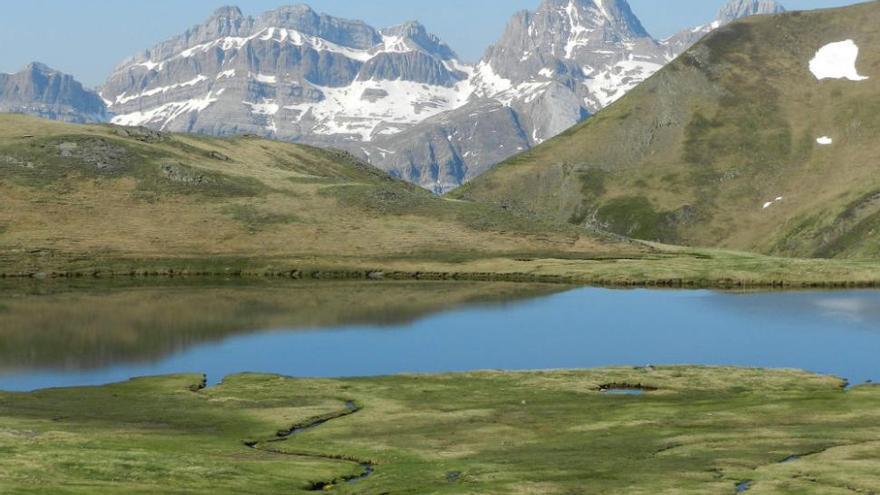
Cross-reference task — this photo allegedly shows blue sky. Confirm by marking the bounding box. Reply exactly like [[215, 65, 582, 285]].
[[0, 0, 865, 87]]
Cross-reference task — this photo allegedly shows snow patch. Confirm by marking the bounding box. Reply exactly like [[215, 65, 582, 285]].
[[243, 99, 280, 115], [809, 40, 868, 81], [251, 73, 277, 84], [471, 62, 513, 99], [137, 60, 162, 71], [285, 78, 473, 141], [762, 196, 784, 210], [817, 136, 833, 145], [583, 59, 663, 108]]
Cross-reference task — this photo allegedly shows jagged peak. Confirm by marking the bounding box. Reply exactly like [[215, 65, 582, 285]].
[[379, 21, 458, 60], [23, 62, 60, 74], [208, 5, 244, 20], [254, 3, 379, 49], [717, 0, 786, 24], [536, 0, 650, 38]]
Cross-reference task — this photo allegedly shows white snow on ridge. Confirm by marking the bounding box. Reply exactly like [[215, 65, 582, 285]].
[[111, 90, 221, 129], [809, 40, 869, 81], [115, 75, 209, 105], [817, 136, 833, 145]]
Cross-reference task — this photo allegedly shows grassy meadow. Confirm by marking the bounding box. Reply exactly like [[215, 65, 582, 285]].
[[0, 367, 878, 494]]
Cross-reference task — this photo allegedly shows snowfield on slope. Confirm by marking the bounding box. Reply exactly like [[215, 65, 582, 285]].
[[809, 40, 869, 81]]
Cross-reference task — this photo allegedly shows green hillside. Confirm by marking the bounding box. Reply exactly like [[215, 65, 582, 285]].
[[454, 1, 880, 259], [0, 114, 636, 274]]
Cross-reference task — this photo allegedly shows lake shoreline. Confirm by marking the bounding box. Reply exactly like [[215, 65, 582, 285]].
[[5, 253, 880, 290]]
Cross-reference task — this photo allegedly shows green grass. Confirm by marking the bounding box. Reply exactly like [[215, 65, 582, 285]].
[[1, 367, 878, 494]]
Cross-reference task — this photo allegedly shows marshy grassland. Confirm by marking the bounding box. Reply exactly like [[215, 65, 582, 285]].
[[0, 367, 878, 494]]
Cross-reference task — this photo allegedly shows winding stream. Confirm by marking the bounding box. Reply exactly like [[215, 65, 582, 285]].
[[244, 400, 375, 489]]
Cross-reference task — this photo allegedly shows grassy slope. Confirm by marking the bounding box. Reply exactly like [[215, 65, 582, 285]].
[[454, 2, 880, 259], [3, 114, 880, 285], [0, 368, 878, 494], [0, 114, 628, 272]]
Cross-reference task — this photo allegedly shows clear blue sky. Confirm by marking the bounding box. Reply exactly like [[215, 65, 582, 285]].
[[0, 0, 865, 87]]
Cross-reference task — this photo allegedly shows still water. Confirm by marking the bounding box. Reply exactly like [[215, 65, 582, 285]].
[[1, 281, 878, 391]]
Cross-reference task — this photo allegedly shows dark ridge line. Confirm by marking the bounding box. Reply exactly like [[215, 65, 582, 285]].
[[597, 383, 658, 392], [5, 265, 880, 290]]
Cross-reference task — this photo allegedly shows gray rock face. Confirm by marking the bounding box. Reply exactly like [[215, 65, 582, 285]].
[[103, 1, 787, 193], [0, 63, 107, 123], [717, 0, 786, 24], [663, 0, 785, 56]]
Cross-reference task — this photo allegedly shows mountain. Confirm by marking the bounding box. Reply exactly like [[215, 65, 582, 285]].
[[101, 1, 786, 193], [101, 5, 472, 150], [0, 63, 107, 123], [368, 0, 670, 192], [453, 1, 880, 259]]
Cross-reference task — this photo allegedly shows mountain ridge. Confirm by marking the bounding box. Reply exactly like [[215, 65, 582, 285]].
[[2, 0, 791, 193], [0, 63, 107, 124]]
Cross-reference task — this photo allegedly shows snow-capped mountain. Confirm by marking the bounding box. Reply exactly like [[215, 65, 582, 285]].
[[102, 5, 472, 147], [0, 63, 107, 124], [371, 0, 787, 192], [100, 0, 787, 193]]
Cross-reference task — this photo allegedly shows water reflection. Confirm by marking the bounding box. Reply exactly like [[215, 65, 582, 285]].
[[0, 280, 562, 371], [1, 284, 878, 391]]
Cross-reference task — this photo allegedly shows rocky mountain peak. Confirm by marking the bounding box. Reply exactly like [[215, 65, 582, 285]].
[[24, 62, 59, 75], [208, 5, 244, 21], [255, 4, 380, 49], [536, 0, 650, 39], [0, 63, 107, 124], [380, 21, 458, 60], [197, 5, 250, 40], [717, 0, 786, 24]]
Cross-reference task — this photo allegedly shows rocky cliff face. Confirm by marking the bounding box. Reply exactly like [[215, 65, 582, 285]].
[[102, 1, 788, 193], [0, 63, 107, 123]]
